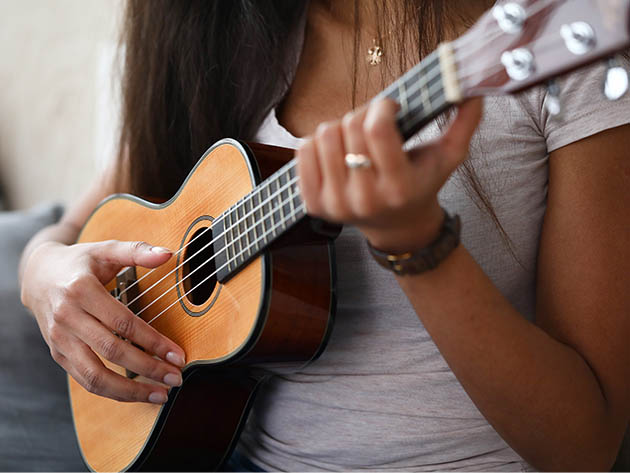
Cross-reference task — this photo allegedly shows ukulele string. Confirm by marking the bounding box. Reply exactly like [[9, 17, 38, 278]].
[[135, 175, 302, 318], [119, 0, 556, 311], [123, 60, 446, 311], [386, 1, 562, 135], [402, 28, 573, 135], [125, 168, 300, 313], [116, 160, 297, 302], [146, 200, 307, 326]]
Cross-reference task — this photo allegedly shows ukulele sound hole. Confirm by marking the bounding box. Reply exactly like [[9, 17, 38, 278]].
[[182, 226, 217, 306]]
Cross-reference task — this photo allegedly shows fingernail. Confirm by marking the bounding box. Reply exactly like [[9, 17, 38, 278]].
[[166, 351, 185, 367], [150, 246, 172, 254], [163, 372, 182, 387], [148, 392, 168, 404]]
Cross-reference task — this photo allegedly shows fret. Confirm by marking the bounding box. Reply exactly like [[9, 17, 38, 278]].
[[242, 198, 255, 254], [261, 184, 272, 235], [287, 164, 303, 214], [273, 175, 286, 227], [277, 171, 293, 223], [225, 209, 235, 271], [236, 204, 247, 262], [377, 50, 453, 141], [213, 162, 309, 283], [251, 192, 260, 243], [420, 79, 433, 117], [286, 171, 296, 217], [398, 81, 409, 117], [268, 179, 279, 238]]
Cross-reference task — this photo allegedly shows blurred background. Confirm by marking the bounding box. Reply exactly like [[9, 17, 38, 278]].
[[0, 0, 122, 211], [0, 4, 124, 470]]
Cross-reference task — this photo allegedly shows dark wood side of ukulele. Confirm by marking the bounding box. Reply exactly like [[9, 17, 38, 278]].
[[128, 143, 338, 471]]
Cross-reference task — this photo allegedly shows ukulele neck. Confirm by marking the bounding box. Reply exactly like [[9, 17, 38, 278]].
[[379, 43, 461, 141], [212, 43, 461, 283]]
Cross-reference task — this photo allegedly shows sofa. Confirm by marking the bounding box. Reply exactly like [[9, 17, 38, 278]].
[[0, 204, 86, 471]]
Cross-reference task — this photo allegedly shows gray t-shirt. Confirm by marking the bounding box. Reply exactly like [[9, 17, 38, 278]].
[[238, 56, 630, 471]]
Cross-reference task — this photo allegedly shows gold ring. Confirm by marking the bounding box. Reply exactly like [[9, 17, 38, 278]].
[[344, 153, 372, 169]]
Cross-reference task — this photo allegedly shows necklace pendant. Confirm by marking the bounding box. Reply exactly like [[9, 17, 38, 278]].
[[367, 39, 384, 66]]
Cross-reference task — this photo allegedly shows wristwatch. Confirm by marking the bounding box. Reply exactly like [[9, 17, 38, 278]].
[[367, 209, 461, 276]]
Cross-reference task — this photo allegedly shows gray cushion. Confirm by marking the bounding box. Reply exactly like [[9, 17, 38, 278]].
[[0, 204, 86, 471]]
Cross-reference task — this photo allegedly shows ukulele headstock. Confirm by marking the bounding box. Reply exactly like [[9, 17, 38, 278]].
[[454, 0, 630, 98]]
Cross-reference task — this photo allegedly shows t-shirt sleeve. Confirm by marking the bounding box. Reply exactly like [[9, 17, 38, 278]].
[[540, 56, 630, 153]]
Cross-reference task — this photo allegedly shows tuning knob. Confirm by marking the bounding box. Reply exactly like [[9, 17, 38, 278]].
[[604, 57, 629, 101], [545, 80, 562, 116]]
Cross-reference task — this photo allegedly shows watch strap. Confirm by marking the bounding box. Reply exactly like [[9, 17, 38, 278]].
[[367, 210, 461, 276]]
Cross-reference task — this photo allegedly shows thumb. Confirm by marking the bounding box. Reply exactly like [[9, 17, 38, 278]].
[[438, 98, 483, 171], [88, 240, 173, 282]]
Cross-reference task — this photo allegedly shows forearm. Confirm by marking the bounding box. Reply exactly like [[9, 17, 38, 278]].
[[398, 245, 623, 471], [18, 220, 80, 288]]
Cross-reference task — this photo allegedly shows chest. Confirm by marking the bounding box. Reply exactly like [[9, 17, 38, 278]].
[[277, 12, 406, 138]]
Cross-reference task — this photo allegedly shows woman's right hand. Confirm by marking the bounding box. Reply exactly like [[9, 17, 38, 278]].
[[20, 239, 186, 404]]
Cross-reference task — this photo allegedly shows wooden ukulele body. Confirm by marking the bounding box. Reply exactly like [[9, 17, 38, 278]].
[[68, 139, 337, 471]]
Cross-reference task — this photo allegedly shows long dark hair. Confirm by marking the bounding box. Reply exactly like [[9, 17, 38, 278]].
[[118, 1, 308, 198], [117, 0, 511, 251]]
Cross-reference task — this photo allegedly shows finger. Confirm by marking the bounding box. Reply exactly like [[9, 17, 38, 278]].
[[341, 107, 378, 219], [296, 139, 323, 215], [363, 98, 406, 179], [341, 107, 370, 156], [64, 305, 182, 387], [77, 275, 186, 367], [88, 240, 173, 275], [313, 121, 350, 220], [437, 98, 483, 170], [62, 338, 170, 404]]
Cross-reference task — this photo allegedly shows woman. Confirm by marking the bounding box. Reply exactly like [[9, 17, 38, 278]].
[[19, 0, 630, 470]]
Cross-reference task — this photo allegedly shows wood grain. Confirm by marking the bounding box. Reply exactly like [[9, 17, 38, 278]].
[[69, 141, 265, 472]]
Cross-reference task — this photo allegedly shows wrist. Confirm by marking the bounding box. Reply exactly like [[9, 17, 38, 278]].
[[366, 208, 461, 276], [19, 241, 65, 302], [363, 201, 445, 254]]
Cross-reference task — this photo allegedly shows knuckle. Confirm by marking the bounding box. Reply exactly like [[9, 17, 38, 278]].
[[129, 241, 149, 265], [51, 299, 71, 324], [98, 337, 121, 361], [81, 366, 103, 394], [49, 348, 63, 364], [127, 384, 149, 403], [315, 121, 337, 141], [342, 111, 362, 135], [147, 358, 164, 381], [148, 337, 166, 358], [63, 276, 85, 299], [363, 113, 389, 140], [131, 240, 148, 253], [113, 316, 134, 339], [48, 324, 64, 345]]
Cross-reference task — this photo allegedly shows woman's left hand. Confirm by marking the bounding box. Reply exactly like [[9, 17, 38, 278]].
[[296, 98, 483, 254]]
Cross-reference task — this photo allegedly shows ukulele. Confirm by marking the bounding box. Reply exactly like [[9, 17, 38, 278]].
[[69, 1, 630, 471]]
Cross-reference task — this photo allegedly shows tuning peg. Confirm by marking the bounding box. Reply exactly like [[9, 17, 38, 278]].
[[604, 57, 629, 101], [545, 80, 562, 116]]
